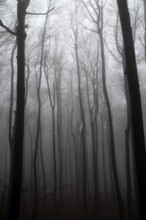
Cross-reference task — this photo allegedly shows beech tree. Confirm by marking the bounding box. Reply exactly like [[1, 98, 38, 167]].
[[0, 1, 54, 219], [0, 0, 146, 219], [116, 0, 146, 219], [5, 1, 29, 219], [81, 0, 124, 218]]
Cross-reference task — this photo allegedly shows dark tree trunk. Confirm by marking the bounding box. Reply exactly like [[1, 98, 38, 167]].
[[99, 28, 124, 219], [40, 122, 46, 204], [55, 68, 63, 204], [70, 77, 80, 205], [115, 19, 133, 220], [85, 69, 99, 211], [75, 36, 88, 215], [33, 14, 48, 219], [33, 73, 41, 220], [101, 115, 108, 201], [124, 78, 132, 220], [44, 65, 58, 212], [8, 1, 26, 220], [122, 51, 133, 220], [117, 1, 146, 219]]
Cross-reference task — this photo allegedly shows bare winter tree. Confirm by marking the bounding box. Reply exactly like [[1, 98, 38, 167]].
[[143, 0, 146, 59], [81, 0, 124, 218], [116, 0, 146, 220], [0, 1, 54, 219], [69, 1, 88, 214]]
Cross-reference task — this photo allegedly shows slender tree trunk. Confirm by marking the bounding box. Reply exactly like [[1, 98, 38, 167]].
[[8, 1, 26, 219], [33, 14, 48, 219], [119, 49, 133, 220], [52, 105, 58, 211], [40, 122, 46, 204], [44, 62, 58, 212], [8, 43, 17, 219], [28, 126, 34, 193], [116, 1, 146, 219], [75, 37, 88, 215], [101, 115, 108, 201], [8, 43, 16, 150], [123, 58, 133, 220], [106, 114, 115, 205], [55, 71, 63, 203], [85, 70, 99, 211], [25, 58, 30, 105], [99, 26, 124, 219], [70, 80, 80, 205], [33, 86, 41, 220]]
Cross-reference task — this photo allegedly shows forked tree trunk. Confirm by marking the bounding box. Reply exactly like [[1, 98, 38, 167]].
[[99, 27, 124, 219]]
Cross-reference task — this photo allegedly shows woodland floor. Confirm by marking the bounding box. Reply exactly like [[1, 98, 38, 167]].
[[19, 194, 139, 220], [1, 189, 139, 220]]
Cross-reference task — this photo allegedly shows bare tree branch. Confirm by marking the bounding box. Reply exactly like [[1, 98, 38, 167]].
[[0, 20, 17, 35], [104, 39, 122, 64], [26, 7, 55, 16]]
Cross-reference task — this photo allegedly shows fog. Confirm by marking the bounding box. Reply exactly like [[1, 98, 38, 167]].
[[0, 0, 146, 220]]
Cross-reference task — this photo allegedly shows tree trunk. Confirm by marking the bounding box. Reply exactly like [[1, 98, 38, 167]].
[[45, 67, 58, 212], [70, 77, 80, 205], [39, 121, 46, 204], [8, 1, 26, 219], [99, 27, 124, 219], [101, 115, 108, 202], [124, 79, 132, 220], [55, 69, 63, 204], [85, 70, 99, 211], [75, 36, 88, 215], [117, 1, 146, 219]]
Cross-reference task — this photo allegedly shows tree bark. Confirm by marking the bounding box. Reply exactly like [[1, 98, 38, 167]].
[[8, 1, 26, 220], [74, 35, 88, 215], [116, 1, 146, 219], [99, 25, 124, 219], [85, 69, 99, 211]]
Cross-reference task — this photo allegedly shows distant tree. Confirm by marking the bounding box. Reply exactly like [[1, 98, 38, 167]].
[[33, 13, 50, 218], [116, 0, 146, 220], [81, 1, 124, 218], [54, 47, 63, 204], [81, 43, 100, 211], [143, 0, 146, 59], [44, 53, 57, 211], [70, 2, 88, 214]]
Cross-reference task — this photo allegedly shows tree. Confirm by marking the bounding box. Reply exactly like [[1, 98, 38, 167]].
[[81, 1, 124, 218], [44, 52, 58, 212], [143, 0, 146, 59], [70, 1, 88, 214], [0, 1, 54, 219], [80, 42, 100, 211], [7, 1, 29, 219], [116, 0, 146, 220]]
